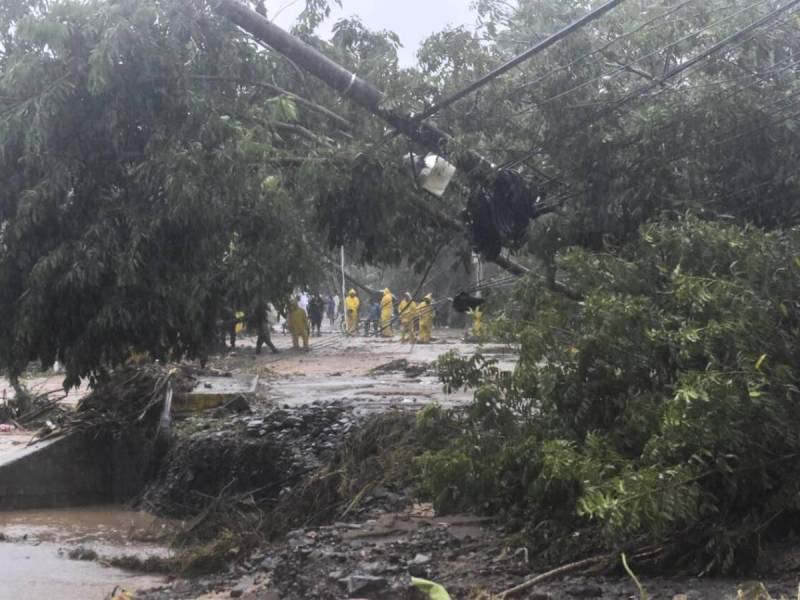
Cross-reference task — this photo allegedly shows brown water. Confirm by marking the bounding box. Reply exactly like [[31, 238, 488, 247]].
[[0, 506, 176, 600]]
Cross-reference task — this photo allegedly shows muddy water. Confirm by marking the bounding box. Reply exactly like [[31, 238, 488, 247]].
[[0, 506, 175, 600]]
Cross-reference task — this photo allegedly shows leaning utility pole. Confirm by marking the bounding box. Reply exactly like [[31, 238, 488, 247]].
[[216, 0, 612, 276], [216, 0, 494, 181]]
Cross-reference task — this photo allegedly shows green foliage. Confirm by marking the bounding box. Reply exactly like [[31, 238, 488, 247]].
[[0, 0, 314, 386], [302, 150, 457, 270], [418, 217, 800, 573]]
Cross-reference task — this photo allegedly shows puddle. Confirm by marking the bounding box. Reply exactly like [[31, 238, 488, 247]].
[[0, 506, 178, 556], [0, 542, 165, 599], [0, 506, 176, 599]]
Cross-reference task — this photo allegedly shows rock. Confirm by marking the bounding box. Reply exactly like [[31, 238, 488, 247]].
[[260, 556, 278, 571], [229, 588, 244, 598], [341, 574, 388, 595], [356, 561, 385, 574], [409, 553, 431, 565], [67, 546, 98, 561]]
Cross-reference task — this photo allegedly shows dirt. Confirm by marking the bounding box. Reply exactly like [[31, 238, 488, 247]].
[[5, 326, 800, 599]]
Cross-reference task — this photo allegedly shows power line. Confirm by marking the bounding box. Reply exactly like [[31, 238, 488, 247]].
[[503, 0, 800, 170], [529, 0, 774, 111], [509, 0, 700, 96], [414, 0, 628, 122], [616, 0, 800, 105]]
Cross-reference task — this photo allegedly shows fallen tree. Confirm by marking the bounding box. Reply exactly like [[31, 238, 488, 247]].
[[418, 216, 800, 574]]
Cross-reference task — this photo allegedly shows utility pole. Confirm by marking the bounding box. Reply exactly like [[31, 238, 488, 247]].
[[214, 0, 542, 277], [340, 246, 346, 304]]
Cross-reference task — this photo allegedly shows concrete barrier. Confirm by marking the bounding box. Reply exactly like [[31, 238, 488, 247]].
[[0, 430, 152, 510]]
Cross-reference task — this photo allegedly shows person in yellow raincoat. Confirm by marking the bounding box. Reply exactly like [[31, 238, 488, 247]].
[[398, 292, 416, 342], [288, 297, 309, 350], [380, 288, 394, 337], [417, 293, 434, 343], [345, 289, 360, 335], [467, 306, 483, 338]]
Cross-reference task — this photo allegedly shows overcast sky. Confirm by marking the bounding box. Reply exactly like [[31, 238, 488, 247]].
[[271, 0, 478, 65]]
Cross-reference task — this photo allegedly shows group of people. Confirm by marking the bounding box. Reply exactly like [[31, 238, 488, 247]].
[[343, 288, 435, 343], [221, 287, 439, 355]]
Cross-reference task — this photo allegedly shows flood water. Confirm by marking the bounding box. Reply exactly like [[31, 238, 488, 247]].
[[0, 506, 176, 600]]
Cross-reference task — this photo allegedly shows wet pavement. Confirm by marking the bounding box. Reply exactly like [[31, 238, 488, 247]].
[[0, 506, 175, 600], [208, 326, 516, 414]]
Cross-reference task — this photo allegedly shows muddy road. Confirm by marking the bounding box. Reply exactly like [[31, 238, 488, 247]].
[[0, 326, 500, 599], [0, 507, 173, 599], [5, 328, 797, 599]]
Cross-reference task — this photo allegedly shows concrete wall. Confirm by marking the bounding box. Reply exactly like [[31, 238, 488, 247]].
[[0, 430, 152, 510]]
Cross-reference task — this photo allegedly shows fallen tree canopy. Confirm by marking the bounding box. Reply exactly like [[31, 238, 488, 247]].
[[418, 216, 800, 574]]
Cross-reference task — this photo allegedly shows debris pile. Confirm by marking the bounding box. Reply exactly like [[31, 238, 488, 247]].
[[370, 359, 431, 378], [141, 401, 355, 521]]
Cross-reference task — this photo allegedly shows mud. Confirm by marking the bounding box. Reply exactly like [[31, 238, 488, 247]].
[[9, 327, 799, 599], [136, 329, 800, 599], [0, 506, 173, 600]]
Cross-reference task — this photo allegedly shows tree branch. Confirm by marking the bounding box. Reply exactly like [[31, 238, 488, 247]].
[[189, 74, 353, 131]]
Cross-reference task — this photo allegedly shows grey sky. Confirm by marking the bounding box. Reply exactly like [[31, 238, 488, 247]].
[[272, 0, 478, 65]]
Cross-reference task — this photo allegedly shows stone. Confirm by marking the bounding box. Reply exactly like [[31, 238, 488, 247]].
[[409, 553, 431, 565], [229, 588, 244, 598], [357, 561, 385, 573], [341, 575, 388, 595]]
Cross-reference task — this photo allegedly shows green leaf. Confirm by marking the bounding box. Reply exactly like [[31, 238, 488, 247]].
[[411, 577, 452, 600]]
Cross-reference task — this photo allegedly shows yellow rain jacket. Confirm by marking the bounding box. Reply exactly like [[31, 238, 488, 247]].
[[380, 288, 394, 337], [398, 295, 416, 342], [418, 294, 434, 343], [345, 289, 360, 335], [288, 299, 309, 349], [468, 307, 483, 337]]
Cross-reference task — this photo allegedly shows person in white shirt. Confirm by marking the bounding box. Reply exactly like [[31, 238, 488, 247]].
[[298, 291, 309, 315]]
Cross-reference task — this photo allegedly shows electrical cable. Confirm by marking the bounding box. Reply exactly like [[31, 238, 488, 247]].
[[414, 0, 628, 122], [527, 0, 775, 111], [503, 0, 800, 170]]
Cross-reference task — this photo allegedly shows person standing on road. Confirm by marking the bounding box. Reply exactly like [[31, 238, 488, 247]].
[[398, 292, 416, 343], [308, 293, 325, 336], [367, 297, 380, 335], [345, 289, 360, 335], [288, 297, 310, 350], [251, 301, 279, 355], [326, 294, 335, 327], [380, 288, 394, 338], [417, 293, 434, 343]]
